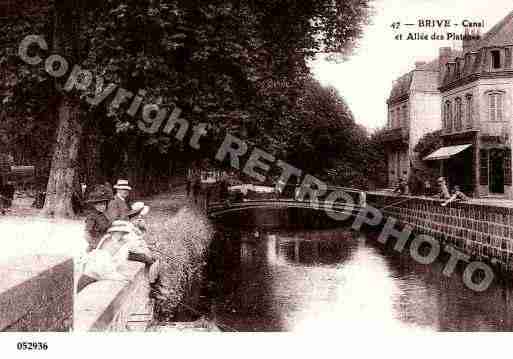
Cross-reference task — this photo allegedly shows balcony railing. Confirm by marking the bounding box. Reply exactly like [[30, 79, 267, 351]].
[[381, 127, 409, 144], [442, 121, 508, 139], [442, 125, 477, 135], [480, 122, 508, 138]]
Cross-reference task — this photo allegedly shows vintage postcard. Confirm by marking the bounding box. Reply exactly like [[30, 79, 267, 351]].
[[1, 0, 513, 356]]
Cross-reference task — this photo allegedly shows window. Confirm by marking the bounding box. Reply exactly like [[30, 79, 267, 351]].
[[444, 101, 452, 131], [491, 50, 502, 69], [402, 105, 408, 128], [455, 97, 463, 131], [489, 92, 504, 122], [466, 94, 473, 128]]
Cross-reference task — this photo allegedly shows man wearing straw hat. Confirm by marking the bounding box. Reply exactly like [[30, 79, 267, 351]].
[[105, 179, 132, 222]]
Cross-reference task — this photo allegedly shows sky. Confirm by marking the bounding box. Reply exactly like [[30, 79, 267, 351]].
[[310, 0, 513, 132]]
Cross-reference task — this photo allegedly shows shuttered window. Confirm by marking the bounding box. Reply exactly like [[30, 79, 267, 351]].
[[489, 92, 504, 122], [466, 94, 473, 128], [445, 101, 452, 130], [480, 150, 489, 185], [455, 97, 463, 131], [497, 94, 503, 121], [402, 105, 408, 128]]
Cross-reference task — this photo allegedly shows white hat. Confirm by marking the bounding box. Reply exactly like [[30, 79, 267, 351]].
[[129, 201, 150, 217], [113, 179, 132, 190]]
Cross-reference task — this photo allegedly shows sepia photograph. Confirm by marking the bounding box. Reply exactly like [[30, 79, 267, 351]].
[[1, 0, 513, 356]]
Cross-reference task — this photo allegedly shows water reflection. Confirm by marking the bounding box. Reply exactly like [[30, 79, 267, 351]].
[[209, 227, 513, 332], [269, 231, 354, 266]]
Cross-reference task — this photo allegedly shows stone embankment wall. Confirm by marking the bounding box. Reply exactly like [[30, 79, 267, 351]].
[[0, 255, 73, 331], [367, 192, 513, 270]]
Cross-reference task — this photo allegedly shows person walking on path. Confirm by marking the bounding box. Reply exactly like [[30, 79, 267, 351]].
[[105, 179, 132, 222], [220, 177, 230, 204], [192, 177, 201, 204], [186, 176, 191, 197]]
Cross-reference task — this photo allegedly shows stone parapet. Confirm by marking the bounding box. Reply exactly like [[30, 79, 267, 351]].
[[367, 193, 513, 270], [0, 255, 73, 331]]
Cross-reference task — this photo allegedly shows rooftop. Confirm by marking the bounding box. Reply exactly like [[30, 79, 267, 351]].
[[466, 10, 513, 53]]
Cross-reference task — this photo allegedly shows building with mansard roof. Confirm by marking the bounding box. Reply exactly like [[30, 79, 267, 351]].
[[383, 47, 459, 188], [428, 11, 513, 198]]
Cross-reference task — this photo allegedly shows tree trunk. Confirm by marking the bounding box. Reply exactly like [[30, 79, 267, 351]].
[[42, 0, 84, 217], [81, 116, 103, 187], [42, 97, 83, 217]]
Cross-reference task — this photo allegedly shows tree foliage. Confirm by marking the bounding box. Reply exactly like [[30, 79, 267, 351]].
[[1, 0, 374, 205], [279, 80, 369, 183], [414, 130, 443, 161], [363, 127, 388, 189]]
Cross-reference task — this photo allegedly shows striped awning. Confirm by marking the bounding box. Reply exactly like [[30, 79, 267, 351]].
[[423, 144, 472, 161]]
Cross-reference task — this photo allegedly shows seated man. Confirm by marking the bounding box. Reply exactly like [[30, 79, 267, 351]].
[[441, 185, 469, 207], [423, 180, 433, 196], [435, 177, 451, 200], [393, 175, 408, 195]]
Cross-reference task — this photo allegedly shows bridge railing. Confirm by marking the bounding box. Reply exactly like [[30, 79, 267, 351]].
[[206, 182, 366, 208]]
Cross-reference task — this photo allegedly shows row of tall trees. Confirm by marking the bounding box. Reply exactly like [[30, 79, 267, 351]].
[[1, 0, 374, 217]]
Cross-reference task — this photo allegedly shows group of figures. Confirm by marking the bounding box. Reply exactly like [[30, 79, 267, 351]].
[[186, 172, 234, 207], [78, 179, 161, 295], [393, 175, 469, 206]]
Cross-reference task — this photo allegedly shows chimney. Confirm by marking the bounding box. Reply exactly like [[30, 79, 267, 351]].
[[463, 28, 481, 54], [446, 62, 456, 81], [463, 52, 471, 75], [457, 57, 465, 78], [439, 47, 452, 84]]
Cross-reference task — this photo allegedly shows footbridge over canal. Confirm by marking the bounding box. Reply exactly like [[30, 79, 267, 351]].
[[207, 186, 367, 228], [208, 186, 513, 272]]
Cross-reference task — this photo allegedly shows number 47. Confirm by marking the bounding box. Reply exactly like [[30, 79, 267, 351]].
[[391, 22, 400, 29]]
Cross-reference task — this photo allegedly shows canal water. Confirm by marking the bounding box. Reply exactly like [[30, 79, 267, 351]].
[[207, 226, 513, 332]]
